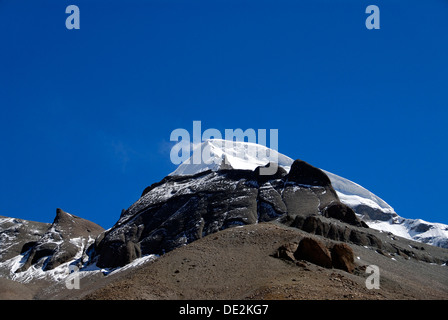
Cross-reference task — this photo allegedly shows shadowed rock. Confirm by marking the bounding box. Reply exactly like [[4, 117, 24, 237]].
[[287, 159, 332, 187], [322, 202, 367, 227], [330, 243, 355, 273], [294, 237, 332, 268], [275, 239, 356, 273]]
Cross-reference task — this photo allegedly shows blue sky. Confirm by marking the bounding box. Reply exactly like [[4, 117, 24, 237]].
[[0, 0, 447, 229]]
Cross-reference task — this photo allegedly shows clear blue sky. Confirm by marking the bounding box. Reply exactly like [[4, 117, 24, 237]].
[[1, 0, 447, 229]]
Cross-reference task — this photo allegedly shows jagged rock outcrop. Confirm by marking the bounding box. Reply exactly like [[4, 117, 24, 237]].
[[16, 208, 104, 272]]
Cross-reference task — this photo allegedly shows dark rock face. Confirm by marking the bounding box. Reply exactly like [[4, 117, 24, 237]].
[[96, 170, 263, 268], [287, 159, 332, 187], [410, 222, 432, 233], [17, 208, 104, 272], [95, 159, 353, 268]]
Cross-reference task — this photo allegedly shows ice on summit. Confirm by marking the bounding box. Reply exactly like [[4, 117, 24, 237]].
[[169, 139, 393, 216], [170, 139, 293, 176]]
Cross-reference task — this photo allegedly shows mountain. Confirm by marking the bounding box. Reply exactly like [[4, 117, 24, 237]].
[[93, 158, 350, 268], [90, 139, 447, 269], [171, 139, 448, 249], [0, 139, 447, 300]]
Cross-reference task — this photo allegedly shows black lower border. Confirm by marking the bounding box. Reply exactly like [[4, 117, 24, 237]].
[[2, 300, 446, 318]]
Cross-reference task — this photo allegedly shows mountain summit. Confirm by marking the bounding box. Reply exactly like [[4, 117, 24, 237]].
[[170, 139, 294, 175], [170, 139, 393, 215], [170, 139, 448, 248]]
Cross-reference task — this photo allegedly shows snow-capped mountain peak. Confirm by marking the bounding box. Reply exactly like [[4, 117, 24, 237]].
[[170, 139, 294, 176], [169, 139, 448, 248], [169, 139, 393, 216]]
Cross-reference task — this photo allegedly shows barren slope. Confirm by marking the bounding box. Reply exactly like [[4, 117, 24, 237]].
[[69, 222, 448, 300]]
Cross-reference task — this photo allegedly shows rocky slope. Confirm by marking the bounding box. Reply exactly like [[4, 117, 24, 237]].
[[60, 223, 448, 301]]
